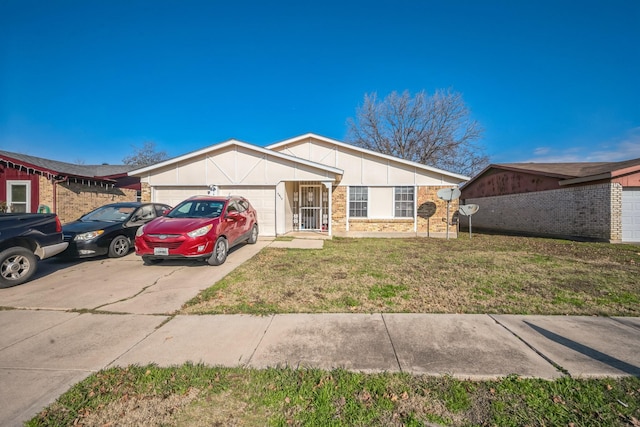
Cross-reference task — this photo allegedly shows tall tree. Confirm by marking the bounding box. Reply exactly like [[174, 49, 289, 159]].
[[346, 89, 488, 176], [122, 141, 168, 167]]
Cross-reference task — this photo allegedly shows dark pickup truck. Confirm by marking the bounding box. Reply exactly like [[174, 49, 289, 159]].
[[0, 213, 68, 288]]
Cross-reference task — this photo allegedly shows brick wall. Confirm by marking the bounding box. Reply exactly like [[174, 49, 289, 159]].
[[38, 176, 54, 210], [348, 218, 415, 232], [610, 184, 623, 241], [461, 183, 621, 241], [417, 186, 458, 236], [331, 186, 347, 232], [54, 182, 137, 224], [141, 182, 152, 203], [332, 185, 459, 238]]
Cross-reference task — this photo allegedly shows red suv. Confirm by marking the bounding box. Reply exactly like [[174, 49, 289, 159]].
[[134, 195, 258, 266]]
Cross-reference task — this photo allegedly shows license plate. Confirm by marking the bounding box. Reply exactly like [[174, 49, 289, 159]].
[[154, 247, 169, 256]]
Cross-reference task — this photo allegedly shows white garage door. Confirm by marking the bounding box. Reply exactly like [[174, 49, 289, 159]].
[[622, 188, 640, 242], [154, 186, 209, 208], [153, 185, 276, 236], [223, 186, 276, 236]]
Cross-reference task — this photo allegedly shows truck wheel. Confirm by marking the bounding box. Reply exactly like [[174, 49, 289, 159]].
[[207, 237, 228, 266], [108, 235, 130, 258], [0, 247, 38, 288]]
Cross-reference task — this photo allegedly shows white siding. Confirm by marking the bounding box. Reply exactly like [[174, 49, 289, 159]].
[[368, 187, 394, 217], [154, 187, 209, 208], [270, 137, 464, 186], [141, 146, 336, 187]]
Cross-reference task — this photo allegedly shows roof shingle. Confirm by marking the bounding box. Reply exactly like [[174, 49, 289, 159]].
[[0, 150, 137, 179]]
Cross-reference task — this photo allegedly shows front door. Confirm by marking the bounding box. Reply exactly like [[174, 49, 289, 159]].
[[6, 180, 31, 213], [299, 184, 322, 231]]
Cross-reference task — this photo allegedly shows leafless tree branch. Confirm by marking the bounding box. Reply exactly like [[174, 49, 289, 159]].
[[346, 89, 488, 176]]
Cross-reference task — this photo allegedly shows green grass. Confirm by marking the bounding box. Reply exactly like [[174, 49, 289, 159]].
[[183, 234, 640, 316], [29, 365, 640, 426]]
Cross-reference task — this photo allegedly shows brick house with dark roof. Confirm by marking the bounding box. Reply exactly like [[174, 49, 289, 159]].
[[460, 158, 640, 242], [0, 150, 140, 224]]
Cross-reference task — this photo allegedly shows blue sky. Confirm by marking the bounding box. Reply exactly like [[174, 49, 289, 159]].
[[1, 0, 639, 168]]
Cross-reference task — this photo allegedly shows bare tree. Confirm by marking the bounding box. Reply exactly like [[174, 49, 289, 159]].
[[122, 141, 168, 167], [346, 89, 488, 176]]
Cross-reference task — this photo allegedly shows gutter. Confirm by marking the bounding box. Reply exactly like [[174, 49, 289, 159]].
[[559, 172, 611, 186]]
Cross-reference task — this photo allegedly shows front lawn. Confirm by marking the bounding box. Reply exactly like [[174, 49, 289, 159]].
[[29, 234, 640, 426], [183, 234, 640, 316]]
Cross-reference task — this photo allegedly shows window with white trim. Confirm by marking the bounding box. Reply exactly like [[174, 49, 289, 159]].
[[394, 186, 414, 217], [349, 186, 368, 217], [7, 180, 30, 213]]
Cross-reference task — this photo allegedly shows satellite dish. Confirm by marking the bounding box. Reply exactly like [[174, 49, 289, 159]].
[[459, 204, 479, 216], [458, 204, 480, 239], [417, 202, 437, 219], [436, 188, 461, 240], [437, 188, 461, 201]]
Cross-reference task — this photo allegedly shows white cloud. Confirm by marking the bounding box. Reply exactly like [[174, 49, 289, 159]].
[[533, 147, 550, 156], [525, 127, 640, 163]]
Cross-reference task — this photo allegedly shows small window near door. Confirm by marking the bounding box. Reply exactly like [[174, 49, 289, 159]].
[[7, 181, 31, 213], [349, 186, 368, 217]]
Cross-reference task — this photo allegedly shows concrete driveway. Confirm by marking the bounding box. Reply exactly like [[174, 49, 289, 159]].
[[2, 241, 268, 315], [0, 240, 270, 426]]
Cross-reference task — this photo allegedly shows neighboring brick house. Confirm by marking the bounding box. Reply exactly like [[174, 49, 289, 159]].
[[129, 133, 470, 238], [0, 150, 140, 224], [459, 158, 640, 242]]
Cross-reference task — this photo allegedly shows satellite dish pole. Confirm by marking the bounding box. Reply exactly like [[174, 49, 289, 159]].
[[459, 204, 480, 239], [436, 188, 461, 240]]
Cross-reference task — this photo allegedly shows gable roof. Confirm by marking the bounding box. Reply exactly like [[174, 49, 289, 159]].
[[267, 133, 470, 181], [127, 138, 344, 176], [0, 150, 136, 181], [466, 157, 640, 187]]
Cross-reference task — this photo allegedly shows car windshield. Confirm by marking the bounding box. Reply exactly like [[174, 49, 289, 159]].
[[81, 206, 136, 222], [167, 200, 225, 219]]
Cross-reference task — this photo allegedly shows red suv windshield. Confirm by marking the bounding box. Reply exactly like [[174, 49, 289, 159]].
[[167, 200, 226, 219]]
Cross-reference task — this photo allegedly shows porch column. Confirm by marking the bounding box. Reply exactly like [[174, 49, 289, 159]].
[[323, 181, 332, 236]]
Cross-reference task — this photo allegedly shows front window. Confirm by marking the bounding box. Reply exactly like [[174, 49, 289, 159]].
[[394, 186, 414, 217], [349, 187, 368, 217]]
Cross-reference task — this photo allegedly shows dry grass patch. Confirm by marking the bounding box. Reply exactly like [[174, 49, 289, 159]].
[[183, 234, 640, 316], [31, 366, 640, 427]]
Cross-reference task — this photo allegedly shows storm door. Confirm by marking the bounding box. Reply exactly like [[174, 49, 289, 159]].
[[298, 184, 322, 231]]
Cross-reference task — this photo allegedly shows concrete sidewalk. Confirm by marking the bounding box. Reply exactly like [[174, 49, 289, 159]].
[[2, 311, 639, 425], [110, 313, 640, 379], [1, 238, 639, 426]]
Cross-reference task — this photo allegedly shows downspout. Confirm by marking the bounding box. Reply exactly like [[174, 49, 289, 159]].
[[52, 176, 68, 214]]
